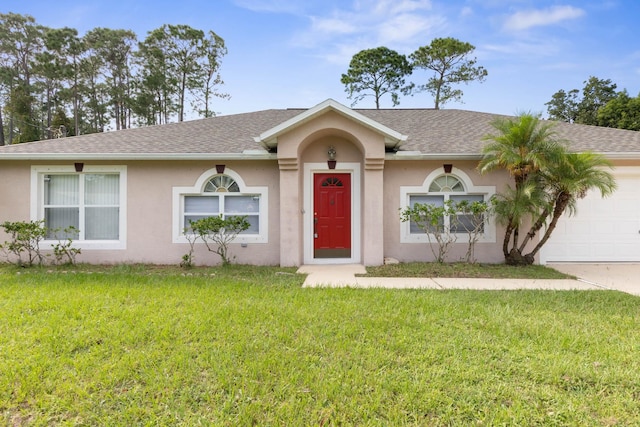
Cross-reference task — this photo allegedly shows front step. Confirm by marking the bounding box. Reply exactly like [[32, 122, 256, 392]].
[[297, 264, 366, 287]]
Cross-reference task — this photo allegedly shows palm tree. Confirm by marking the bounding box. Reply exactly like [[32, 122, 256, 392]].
[[479, 114, 566, 264], [479, 114, 616, 265], [489, 177, 547, 262], [478, 114, 566, 187]]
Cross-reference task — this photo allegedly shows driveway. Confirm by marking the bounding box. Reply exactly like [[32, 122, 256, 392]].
[[548, 263, 640, 296]]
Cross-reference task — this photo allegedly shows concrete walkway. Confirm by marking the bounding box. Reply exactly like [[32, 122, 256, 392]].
[[548, 263, 640, 296], [297, 264, 607, 291]]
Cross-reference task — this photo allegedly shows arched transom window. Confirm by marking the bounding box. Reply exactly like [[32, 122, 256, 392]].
[[321, 177, 344, 187], [428, 175, 464, 192], [204, 175, 240, 193]]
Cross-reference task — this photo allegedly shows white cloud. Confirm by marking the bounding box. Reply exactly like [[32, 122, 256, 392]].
[[504, 5, 585, 31], [372, 0, 432, 15], [311, 16, 358, 35], [232, 0, 304, 14], [460, 6, 473, 18], [483, 39, 563, 58], [539, 62, 580, 71], [293, 0, 444, 54], [320, 43, 367, 65], [377, 13, 446, 45]]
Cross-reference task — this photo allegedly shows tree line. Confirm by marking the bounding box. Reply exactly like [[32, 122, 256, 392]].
[[0, 12, 228, 145], [546, 76, 640, 131]]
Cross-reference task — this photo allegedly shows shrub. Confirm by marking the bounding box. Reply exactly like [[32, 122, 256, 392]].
[[0, 220, 47, 266], [451, 200, 491, 263], [185, 215, 250, 266], [0, 221, 82, 267], [400, 201, 457, 263], [50, 226, 82, 265], [400, 200, 491, 264]]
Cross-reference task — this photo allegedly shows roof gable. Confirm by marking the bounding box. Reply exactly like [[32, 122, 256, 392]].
[[253, 99, 408, 150]]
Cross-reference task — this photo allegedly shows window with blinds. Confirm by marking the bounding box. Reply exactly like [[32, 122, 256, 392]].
[[43, 173, 120, 240]]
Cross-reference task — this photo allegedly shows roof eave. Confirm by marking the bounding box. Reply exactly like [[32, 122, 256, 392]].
[[596, 152, 640, 160], [388, 151, 640, 161], [0, 152, 278, 161], [388, 152, 482, 161]]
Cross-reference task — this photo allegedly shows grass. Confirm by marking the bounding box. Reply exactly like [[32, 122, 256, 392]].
[[363, 262, 573, 279], [1, 264, 639, 425]]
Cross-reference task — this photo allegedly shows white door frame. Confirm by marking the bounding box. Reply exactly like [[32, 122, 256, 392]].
[[303, 162, 361, 264]]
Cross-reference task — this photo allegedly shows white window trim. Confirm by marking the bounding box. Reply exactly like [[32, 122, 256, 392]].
[[30, 165, 128, 250], [172, 168, 268, 244], [400, 167, 496, 244]]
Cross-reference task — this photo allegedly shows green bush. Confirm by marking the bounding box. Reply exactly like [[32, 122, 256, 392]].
[[400, 200, 456, 263], [50, 226, 82, 265], [0, 221, 81, 267], [0, 220, 47, 266], [400, 200, 491, 263], [185, 215, 250, 266]]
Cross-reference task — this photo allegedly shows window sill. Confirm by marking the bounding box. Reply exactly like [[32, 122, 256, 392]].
[[173, 234, 267, 245], [401, 233, 496, 244]]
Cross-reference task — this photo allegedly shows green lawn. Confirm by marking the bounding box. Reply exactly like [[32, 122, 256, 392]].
[[1, 265, 639, 426]]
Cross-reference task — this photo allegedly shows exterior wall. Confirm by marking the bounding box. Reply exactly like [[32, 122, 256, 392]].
[[0, 160, 280, 266], [4, 152, 603, 266], [1, 154, 573, 267], [0, 161, 31, 223], [126, 160, 281, 266], [383, 160, 511, 264]]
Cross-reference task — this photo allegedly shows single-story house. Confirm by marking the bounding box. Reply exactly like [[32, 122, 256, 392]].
[[1, 99, 639, 266]]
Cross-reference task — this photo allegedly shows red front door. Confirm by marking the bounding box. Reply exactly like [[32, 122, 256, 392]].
[[314, 173, 351, 258]]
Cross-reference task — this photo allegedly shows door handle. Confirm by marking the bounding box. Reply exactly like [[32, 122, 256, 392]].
[[314, 213, 318, 238]]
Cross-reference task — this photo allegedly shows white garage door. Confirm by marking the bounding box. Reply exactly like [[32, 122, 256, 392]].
[[540, 167, 640, 263]]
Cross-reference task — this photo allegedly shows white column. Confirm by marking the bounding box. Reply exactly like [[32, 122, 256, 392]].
[[278, 158, 301, 266], [362, 158, 385, 266]]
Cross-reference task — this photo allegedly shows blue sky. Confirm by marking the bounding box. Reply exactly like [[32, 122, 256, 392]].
[[3, 0, 639, 117]]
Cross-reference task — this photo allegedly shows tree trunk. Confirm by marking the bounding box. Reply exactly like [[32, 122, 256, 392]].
[[9, 115, 14, 144], [114, 100, 121, 130], [73, 68, 79, 136], [519, 204, 553, 252], [527, 192, 571, 258], [0, 106, 5, 146], [502, 221, 514, 258], [46, 86, 52, 139], [505, 248, 535, 265], [73, 84, 79, 135], [179, 71, 186, 121]]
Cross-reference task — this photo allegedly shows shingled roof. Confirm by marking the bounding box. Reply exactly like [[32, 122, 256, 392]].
[[1, 102, 639, 160]]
